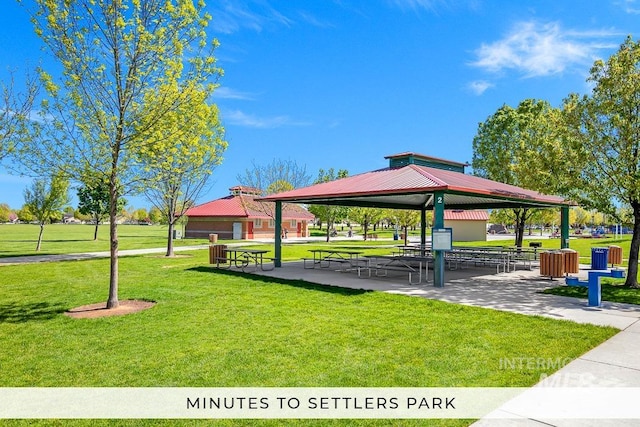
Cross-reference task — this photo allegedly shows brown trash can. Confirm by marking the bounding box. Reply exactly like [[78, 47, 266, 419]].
[[209, 244, 227, 264], [540, 251, 564, 278], [608, 245, 623, 266], [209, 233, 218, 243], [561, 248, 579, 274]]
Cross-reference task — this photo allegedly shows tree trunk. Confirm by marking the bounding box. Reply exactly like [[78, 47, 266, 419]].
[[166, 220, 175, 257], [625, 201, 640, 287], [36, 223, 44, 251], [513, 208, 526, 248], [93, 217, 99, 241], [107, 172, 119, 309]]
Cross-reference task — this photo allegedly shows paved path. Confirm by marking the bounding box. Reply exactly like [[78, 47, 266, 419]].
[[0, 245, 210, 265]]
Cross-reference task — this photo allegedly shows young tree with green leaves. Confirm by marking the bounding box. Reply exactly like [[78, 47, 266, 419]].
[[23, 173, 69, 251], [139, 84, 226, 257], [0, 72, 38, 160], [349, 207, 385, 240], [472, 99, 566, 247], [77, 177, 126, 240], [391, 209, 420, 245], [563, 36, 640, 286], [0, 203, 13, 223], [19, 1, 223, 308], [307, 168, 349, 242]]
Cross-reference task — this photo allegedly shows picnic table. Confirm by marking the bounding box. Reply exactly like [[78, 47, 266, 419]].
[[359, 254, 430, 285], [304, 249, 363, 270], [446, 246, 511, 273], [214, 248, 274, 272], [395, 244, 432, 257]]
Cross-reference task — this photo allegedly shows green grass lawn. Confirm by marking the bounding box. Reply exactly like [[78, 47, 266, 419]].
[[0, 248, 619, 426], [0, 223, 210, 257]]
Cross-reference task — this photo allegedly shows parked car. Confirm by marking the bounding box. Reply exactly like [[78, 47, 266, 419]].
[[487, 224, 508, 234]]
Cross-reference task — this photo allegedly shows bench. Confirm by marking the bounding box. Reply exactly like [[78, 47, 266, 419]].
[[303, 257, 357, 271], [358, 260, 422, 285], [446, 253, 507, 273]]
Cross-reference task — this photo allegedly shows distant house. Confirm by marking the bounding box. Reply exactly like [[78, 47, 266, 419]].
[[184, 186, 315, 240], [444, 210, 489, 242]]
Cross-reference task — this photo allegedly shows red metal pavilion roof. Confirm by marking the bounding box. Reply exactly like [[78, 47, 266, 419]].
[[186, 189, 315, 220], [260, 161, 570, 210]]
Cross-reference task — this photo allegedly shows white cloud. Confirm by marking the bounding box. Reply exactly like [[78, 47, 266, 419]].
[[388, 0, 450, 11], [210, 1, 293, 34], [617, 0, 640, 14], [470, 21, 620, 78], [214, 87, 256, 101], [224, 109, 311, 128], [467, 80, 494, 95]]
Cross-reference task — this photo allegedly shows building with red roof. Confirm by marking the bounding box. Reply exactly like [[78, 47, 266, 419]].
[[444, 209, 490, 241], [184, 186, 315, 240]]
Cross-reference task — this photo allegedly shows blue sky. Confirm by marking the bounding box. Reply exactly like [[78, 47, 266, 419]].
[[1, 0, 639, 210]]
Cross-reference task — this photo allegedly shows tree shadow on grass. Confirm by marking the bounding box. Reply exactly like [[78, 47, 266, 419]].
[[0, 302, 67, 323], [186, 266, 372, 296]]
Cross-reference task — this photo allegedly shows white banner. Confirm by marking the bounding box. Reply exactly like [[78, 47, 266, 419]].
[[0, 387, 639, 419]]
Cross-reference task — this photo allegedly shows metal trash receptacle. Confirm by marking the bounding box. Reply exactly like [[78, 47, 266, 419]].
[[591, 247, 609, 270], [209, 233, 218, 243]]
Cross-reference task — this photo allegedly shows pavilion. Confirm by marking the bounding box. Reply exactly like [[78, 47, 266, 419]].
[[259, 152, 573, 287]]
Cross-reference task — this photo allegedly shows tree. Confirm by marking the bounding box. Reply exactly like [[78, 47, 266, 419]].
[[23, 173, 69, 251], [0, 203, 13, 223], [132, 208, 149, 223], [77, 177, 125, 240], [391, 209, 420, 245], [139, 84, 226, 257], [0, 72, 38, 160], [349, 207, 385, 240], [307, 168, 349, 242], [472, 99, 565, 247], [17, 205, 34, 223], [148, 206, 163, 225], [19, 1, 222, 308], [237, 158, 311, 195], [562, 36, 640, 286]]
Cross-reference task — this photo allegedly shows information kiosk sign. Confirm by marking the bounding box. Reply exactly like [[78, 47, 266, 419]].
[[432, 228, 453, 251]]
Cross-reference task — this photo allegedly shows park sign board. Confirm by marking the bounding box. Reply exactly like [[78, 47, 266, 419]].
[[432, 228, 452, 251]]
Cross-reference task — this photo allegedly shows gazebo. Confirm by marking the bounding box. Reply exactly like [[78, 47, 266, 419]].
[[259, 152, 573, 287]]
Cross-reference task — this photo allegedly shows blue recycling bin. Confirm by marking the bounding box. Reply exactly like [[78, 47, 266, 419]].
[[591, 247, 609, 270]]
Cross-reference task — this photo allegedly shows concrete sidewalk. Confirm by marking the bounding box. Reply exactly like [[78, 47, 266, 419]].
[[0, 244, 210, 265]]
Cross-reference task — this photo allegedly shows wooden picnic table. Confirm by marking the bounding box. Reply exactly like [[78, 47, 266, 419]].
[[215, 247, 274, 272]]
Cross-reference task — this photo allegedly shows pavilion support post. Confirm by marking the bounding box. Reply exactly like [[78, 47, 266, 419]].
[[275, 201, 282, 267], [433, 191, 445, 288], [420, 207, 427, 246], [561, 206, 570, 249]]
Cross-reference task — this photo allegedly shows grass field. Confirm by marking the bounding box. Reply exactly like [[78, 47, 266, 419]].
[[0, 243, 621, 426], [0, 223, 210, 257]]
